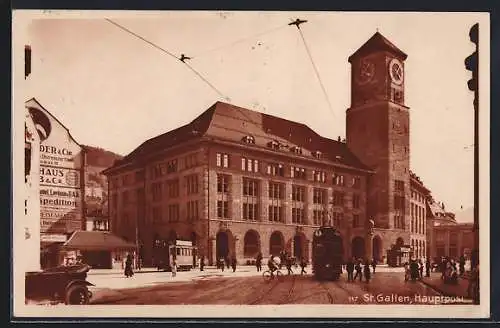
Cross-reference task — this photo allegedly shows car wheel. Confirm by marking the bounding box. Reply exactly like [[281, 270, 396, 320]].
[[65, 285, 90, 305]]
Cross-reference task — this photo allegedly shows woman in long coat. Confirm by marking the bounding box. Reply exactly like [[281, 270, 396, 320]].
[[124, 254, 134, 278]]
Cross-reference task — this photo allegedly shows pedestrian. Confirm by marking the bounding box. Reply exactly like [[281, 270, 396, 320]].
[[371, 258, 377, 274], [286, 256, 294, 275], [256, 252, 263, 272], [300, 258, 307, 275], [459, 255, 466, 276], [171, 258, 177, 278], [124, 253, 134, 278], [219, 257, 225, 272], [425, 258, 431, 277], [346, 257, 355, 282], [363, 260, 371, 283], [418, 259, 424, 279], [200, 256, 205, 271], [440, 257, 447, 280], [404, 262, 410, 282], [353, 259, 363, 282], [410, 259, 419, 282], [231, 255, 237, 272], [225, 256, 230, 270]]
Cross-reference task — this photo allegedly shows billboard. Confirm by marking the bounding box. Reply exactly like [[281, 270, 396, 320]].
[[26, 99, 83, 235]]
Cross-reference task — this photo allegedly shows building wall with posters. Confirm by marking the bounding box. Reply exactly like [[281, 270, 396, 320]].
[[26, 98, 85, 268], [24, 107, 41, 272]]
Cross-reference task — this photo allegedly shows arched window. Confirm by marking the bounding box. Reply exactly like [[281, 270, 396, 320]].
[[243, 230, 260, 257]]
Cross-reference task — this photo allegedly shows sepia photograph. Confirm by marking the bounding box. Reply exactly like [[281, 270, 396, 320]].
[[12, 10, 490, 318]]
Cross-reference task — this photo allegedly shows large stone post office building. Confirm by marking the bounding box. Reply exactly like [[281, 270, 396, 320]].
[[103, 32, 435, 266]]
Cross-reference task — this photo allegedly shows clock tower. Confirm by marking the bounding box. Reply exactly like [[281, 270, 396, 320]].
[[346, 32, 410, 242]]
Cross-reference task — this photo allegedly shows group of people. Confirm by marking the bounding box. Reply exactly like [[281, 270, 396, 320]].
[[344, 258, 376, 283], [403, 258, 429, 282], [256, 251, 308, 277], [217, 255, 238, 272], [437, 255, 467, 284]]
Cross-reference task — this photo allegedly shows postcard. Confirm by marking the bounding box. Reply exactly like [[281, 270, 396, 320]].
[[12, 10, 490, 319]]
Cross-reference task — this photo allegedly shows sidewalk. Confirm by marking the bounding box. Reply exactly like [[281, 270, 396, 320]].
[[420, 272, 472, 298]]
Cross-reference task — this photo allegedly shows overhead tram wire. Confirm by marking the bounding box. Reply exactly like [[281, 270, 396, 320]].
[[290, 19, 336, 120], [190, 23, 289, 59], [105, 18, 230, 101]]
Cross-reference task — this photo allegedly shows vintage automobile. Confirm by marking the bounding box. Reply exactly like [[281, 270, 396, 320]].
[[25, 264, 94, 305]]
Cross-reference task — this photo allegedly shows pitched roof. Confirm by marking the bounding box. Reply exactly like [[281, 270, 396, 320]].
[[106, 101, 370, 173], [62, 231, 136, 251], [348, 32, 407, 62]]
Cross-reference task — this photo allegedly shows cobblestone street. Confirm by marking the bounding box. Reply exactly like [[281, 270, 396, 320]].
[[88, 267, 472, 305]]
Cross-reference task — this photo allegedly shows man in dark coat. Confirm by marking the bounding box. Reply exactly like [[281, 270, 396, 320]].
[[410, 259, 419, 281], [371, 259, 377, 274], [425, 258, 431, 277], [363, 260, 371, 283], [256, 252, 263, 272], [231, 255, 237, 272], [459, 255, 466, 276], [353, 259, 363, 282], [346, 257, 355, 282]]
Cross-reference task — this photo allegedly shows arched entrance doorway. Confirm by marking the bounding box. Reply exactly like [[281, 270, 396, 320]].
[[372, 235, 382, 262], [216, 231, 230, 260], [269, 231, 284, 256], [293, 233, 306, 260], [243, 230, 260, 258], [351, 236, 365, 260]]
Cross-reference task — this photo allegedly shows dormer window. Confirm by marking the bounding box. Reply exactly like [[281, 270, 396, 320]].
[[312, 151, 322, 159], [267, 140, 280, 150], [335, 155, 342, 161], [290, 146, 303, 155], [242, 135, 255, 144]]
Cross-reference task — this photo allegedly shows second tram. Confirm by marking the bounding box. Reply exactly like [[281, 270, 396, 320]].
[[312, 226, 344, 281]]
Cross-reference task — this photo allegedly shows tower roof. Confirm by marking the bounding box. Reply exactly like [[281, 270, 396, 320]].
[[348, 31, 408, 63]]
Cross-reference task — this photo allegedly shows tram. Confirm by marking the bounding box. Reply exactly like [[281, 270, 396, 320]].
[[153, 240, 196, 272], [312, 226, 344, 281]]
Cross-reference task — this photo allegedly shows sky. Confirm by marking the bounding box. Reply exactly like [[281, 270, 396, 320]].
[[20, 11, 488, 215]]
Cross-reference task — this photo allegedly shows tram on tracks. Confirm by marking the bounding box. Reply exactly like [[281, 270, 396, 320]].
[[153, 240, 196, 272], [312, 226, 344, 281]]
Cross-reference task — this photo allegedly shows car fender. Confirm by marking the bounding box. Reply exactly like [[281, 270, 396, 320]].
[[65, 279, 94, 292]]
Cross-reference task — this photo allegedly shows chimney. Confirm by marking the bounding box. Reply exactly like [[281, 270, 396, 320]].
[[441, 202, 445, 210], [25, 45, 31, 79], [337, 136, 341, 142]]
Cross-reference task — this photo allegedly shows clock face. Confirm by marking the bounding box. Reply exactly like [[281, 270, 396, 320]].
[[356, 59, 375, 85], [389, 58, 404, 85]]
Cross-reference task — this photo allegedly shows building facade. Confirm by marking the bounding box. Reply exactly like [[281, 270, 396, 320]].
[[426, 200, 474, 260], [103, 32, 447, 266]]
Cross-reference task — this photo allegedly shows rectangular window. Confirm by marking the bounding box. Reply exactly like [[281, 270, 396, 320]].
[[333, 174, 345, 186], [313, 210, 326, 226], [167, 159, 178, 173], [187, 200, 199, 221], [151, 182, 162, 201], [353, 214, 360, 228], [216, 153, 222, 167], [217, 174, 230, 193], [217, 200, 229, 218], [269, 182, 283, 199], [313, 188, 326, 204], [271, 205, 283, 222], [312, 170, 326, 183], [267, 163, 284, 176], [167, 179, 179, 198], [243, 178, 259, 196], [291, 166, 306, 179], [243, 203, 258, 221], [352, 176, 361, 188], [185, 154, 197, 169], [292, 185, 306, 202], [168, 204, 180, 222], [394, 195, 405, 210], [254, 160, 259, 172], [185, 174, 199, 195], [292, 208, 306, 224], [332, 211, 344, 228], [395, 180, 405, 192], [223, 154, 229, 168], [352, 194, 360, 209], [241, 158, 246, 171], [332, 191, 345, 206]]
